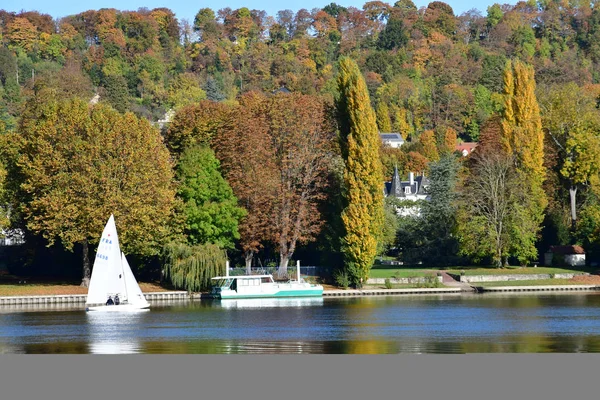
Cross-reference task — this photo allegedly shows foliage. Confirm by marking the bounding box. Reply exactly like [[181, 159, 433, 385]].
[[457, 151, 519, 267], [162, 242, 227, 292], [500, 59, 546, 265], [215, 92, 334, 275], [176, 145, 246, 249], [419, 154, 461, 265], [336, 56, 385, 286], [15, 98, 176, 282]]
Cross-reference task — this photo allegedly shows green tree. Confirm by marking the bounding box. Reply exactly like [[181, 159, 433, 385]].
[[102, 74, 130, 113], [162, 242, 227, 292], [419, 154, 460, 265], [16, 98, 176, 286], [457, 151, 520, 267], [204, 76, 226, 101], [539, 83, 600, 232], [377, 17, 408, 50], [167, 73, 207, 109], [500, 59, 547, 265], [176, 145, 246, 249], [336, 57, 385, 286]]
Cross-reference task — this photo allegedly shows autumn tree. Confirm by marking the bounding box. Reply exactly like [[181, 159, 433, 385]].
[[165, 100, 233, 155], [376, 101, 392, 132], [266, 93, 334, 276], [214, 92, 278, 273], [500, 59, 547, 264], [419, 129, 440, 161], [215, 92, 334, 276], [16, 98, 176, 286], [336, 57, 384, 286]]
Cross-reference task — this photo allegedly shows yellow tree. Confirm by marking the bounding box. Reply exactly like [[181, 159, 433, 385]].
[[500, 59, 547, 264], [419, 129, 440, 162], [16, 98, 176, 286], [376, 101, 392, 132], [336, 57, 384, 286]]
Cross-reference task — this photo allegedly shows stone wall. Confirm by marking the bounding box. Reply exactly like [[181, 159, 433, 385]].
[[368, 276, 443, 284], [449, 273, 586, 283]]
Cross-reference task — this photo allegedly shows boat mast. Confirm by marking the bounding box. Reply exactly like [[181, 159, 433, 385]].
[[121, 254, 129, 301]]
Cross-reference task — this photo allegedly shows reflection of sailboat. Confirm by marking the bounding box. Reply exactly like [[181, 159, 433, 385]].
[[85, 215, 150, 311], [86, 311, 145, 354], [218, 297, 324, 309]]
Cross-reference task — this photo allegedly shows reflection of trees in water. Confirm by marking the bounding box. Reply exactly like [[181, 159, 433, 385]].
[[139, 340, 327, 354]]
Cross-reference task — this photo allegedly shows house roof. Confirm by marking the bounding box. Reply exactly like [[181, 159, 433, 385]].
[[549, 245, 585, 255], [384, 169, 429, 198], [379, 132, 405, 144], [456, 142, 478, 153]]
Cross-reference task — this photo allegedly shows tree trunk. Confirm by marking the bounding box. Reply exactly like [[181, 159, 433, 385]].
[[278, 254, 290, 279], [80, 239, 91, 287], [569, 184, 577, 233], [244, 250, 253, 274]]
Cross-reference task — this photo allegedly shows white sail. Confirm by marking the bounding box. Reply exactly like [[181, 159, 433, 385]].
[[85, 215, 127, 306], [121, 252, 150, 308]]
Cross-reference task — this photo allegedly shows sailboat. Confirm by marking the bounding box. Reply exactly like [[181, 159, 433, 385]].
[[85, 215, 150, 312]]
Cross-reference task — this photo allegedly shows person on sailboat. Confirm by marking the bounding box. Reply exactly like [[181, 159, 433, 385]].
[[114, 294, 120, 305], [106, 296, 114, 305]]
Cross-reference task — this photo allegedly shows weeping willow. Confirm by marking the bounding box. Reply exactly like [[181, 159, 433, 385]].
[[162, 242, 227, 292]]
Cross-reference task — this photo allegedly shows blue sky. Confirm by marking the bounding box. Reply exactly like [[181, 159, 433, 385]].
[[3, 1, 516, 21]]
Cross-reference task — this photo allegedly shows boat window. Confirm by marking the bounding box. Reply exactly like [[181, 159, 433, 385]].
[[261, 277, 271, 284]]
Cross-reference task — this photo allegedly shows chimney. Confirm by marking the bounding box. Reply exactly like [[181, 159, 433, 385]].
[[409, 172, 414, 185]]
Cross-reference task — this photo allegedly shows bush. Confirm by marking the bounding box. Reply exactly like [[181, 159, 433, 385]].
[[384, 278, 393, 289], [417, 273, 442, 288], [334, 269, 350, 289]]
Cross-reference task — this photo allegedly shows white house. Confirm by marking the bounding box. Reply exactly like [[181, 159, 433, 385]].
[[384, 166, 429, 216], [379, 132, 405, 148]]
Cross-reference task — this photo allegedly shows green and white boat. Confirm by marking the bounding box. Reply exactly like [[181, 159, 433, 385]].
[[210, 262, 323, 299]]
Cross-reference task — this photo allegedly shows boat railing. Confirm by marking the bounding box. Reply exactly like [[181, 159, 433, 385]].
[[228, 266, 319, 278]]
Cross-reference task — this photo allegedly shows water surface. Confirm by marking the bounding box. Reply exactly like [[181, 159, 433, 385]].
[[1, 293, 600, 353]]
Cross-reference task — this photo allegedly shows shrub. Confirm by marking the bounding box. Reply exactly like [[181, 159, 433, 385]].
[[334, 269, 350, 289], [384, 278, 393, 289]]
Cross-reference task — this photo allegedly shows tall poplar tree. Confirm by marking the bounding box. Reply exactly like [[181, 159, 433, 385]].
[[500, 59, 547, 264], [336, 57, 384, 286], [376, 101, 392, 132]]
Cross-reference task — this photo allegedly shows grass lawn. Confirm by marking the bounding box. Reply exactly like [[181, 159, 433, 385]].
[[369, 269, 435, 279], [474, 279, 598, 287], [0, 280, 170, 297]]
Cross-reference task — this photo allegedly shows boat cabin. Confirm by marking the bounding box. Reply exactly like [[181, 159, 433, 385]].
[[211, 274, 275, 294]]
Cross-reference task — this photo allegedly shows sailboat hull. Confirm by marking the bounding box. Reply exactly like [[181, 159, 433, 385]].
[[86, 303, 150, 312]]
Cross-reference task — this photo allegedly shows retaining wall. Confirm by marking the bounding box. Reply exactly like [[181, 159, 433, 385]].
[[449, 273, 586, 283], [0, 291, 189, 306]]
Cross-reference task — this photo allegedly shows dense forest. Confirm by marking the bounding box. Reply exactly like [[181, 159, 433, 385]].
[[2, 1, 600, 289]]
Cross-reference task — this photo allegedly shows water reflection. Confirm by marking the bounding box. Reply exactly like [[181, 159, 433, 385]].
[[86, 310, 149, 354], [217, 297, 324, 309]]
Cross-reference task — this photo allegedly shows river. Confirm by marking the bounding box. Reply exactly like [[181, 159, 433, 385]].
[[1, 292, 600, 353]]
